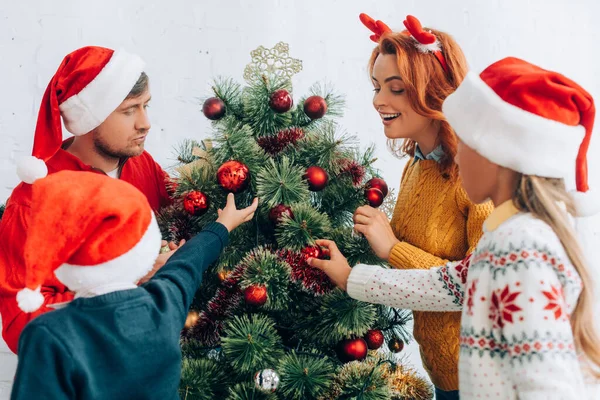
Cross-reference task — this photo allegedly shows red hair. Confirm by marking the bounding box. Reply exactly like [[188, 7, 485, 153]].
[[369, 28, 467, 179]]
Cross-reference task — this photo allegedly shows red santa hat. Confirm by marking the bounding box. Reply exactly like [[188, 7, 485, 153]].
[[17, 46, 145, 184], [443, 57, 598, 217], [16, 170, 161, 313]]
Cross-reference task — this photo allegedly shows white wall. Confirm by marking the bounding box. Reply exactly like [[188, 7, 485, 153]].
[[1, 0, 599, 397]]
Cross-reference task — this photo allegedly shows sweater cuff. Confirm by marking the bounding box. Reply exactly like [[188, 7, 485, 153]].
[[347, 264, 380, 302], [388, 242, 413, 269], [202, 222, 230, 249]]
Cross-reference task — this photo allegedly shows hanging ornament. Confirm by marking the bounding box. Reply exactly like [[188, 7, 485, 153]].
[[202, 97, 226, 120], [183, 191, 210, 216], [244, 285, 268, 307], [301, 245, 323, 261], [269, 204, 294, 225], [254, 369, 280, 393], [337, 337, 368, 362], [303, 95, 328, 120], [184, 310, 200, 329], [304, 166, 329, 191], [364, 329, 385, 350], [217, 160, 251, 193], [388, 337, 405, 353], [269, 89, 293, 113], [365, 187, 385, 208], [365, 177, 389, 197]]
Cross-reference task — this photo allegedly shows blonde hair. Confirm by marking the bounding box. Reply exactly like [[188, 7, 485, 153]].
[[514, 175, 600, 378], [368, 28, 468, 180]]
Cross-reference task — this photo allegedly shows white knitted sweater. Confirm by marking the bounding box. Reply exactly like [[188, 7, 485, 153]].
[[348, 206, 594, 399]]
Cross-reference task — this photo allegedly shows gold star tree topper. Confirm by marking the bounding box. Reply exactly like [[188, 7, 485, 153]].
[[243, 42, 303, 82]]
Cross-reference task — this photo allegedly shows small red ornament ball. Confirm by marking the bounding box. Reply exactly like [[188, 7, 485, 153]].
[[202, 97, 226, 120], [364, 329, 385, 350], [244, 285, 268, 307], [365, 177, 388, 197], [183, 191, 210, 216], [388, 337, 405, 353], [365, 187, 384, 208], [217, 160, 251, 193], [301, 245, 323, 261], [269, 204, 294, 225], [303, 95, 327, 120], [337, 338, 368, 362], [269, 89, 293, 113], [304, 166, 329, 191]]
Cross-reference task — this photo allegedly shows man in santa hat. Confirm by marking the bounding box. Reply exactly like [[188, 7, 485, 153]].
[[0, 46, 177, 354]]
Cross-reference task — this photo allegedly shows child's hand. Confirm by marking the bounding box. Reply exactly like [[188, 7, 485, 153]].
[[306, 239, 352, 291], [216, 193, 258, 232]]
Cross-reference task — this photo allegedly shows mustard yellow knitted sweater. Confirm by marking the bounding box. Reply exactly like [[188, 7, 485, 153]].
[[388, 159, 493, 391]]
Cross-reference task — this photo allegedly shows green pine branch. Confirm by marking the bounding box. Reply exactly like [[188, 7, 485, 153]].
[[275, 203, 331, 250], [330, 228, 384, 267], [243, 73, 294, 136], [298, 290, 377, 346], [226, 382, 277, 400], [319, 359, 392, 400], [210, 77, 245, 120], [211, 120, 266, 172], [179, 358, 230, 400], [278, 351, 335, 400], [239, 248, 292, 312], [256, 157, 310, 209], [221, 314, 284, 376]]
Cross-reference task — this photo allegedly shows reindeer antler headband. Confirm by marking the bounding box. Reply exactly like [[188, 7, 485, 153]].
[[360, 13, 449, 74]]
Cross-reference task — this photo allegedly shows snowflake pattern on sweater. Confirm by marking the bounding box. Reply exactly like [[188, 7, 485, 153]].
[[347, 211, 591, 399]]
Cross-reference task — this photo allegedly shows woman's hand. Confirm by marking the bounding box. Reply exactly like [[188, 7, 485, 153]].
[[353, 205, 400, 260]]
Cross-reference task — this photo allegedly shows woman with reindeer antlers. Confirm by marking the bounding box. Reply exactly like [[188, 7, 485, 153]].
[[331, 14, 493, 399]]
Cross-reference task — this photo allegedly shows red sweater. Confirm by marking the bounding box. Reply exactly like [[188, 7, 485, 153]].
[[0, 143, 171, 353]]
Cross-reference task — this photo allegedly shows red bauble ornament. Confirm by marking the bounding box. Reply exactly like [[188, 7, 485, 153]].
[[364, 329, 385, 350], [202, 97, 226, 120], [303, 95, 328, 120], [244, 285, 268, 307], [304, 166, 329, 191], [301, 245, 323, 260], [217, 160, 251, 193], [269, 204, 294, 225], [337, 338, 368, 362], [269, 89, 293, 113], [365, 187, 384, 208], [365, 177, 389, 197], [183, 191, 210, 216], [388, 337, 405, 353]]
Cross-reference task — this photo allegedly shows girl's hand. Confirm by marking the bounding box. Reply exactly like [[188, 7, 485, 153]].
[[307, 239, 352, 291], [353, 205, 400, 260], [216, 193, 258, 232]]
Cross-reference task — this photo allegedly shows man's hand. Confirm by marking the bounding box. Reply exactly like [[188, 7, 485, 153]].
[[138, 239, 186, 284]]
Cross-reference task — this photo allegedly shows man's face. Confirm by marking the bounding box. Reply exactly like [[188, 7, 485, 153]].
[[92, 90, 152, 159]]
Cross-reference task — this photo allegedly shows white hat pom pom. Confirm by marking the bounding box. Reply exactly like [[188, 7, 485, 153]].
[[17, 156, 48, 184], [570, 189, 600, 217], [16, 287, 44, 313]]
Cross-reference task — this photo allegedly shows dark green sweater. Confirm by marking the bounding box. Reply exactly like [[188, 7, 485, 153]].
[[11, 222, 229, 400]]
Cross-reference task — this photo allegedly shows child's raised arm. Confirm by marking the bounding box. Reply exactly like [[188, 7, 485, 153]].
[[309, 239, 471, 312]]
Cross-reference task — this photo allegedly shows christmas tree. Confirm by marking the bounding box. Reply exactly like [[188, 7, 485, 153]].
[[159, 42, 432, 400]]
